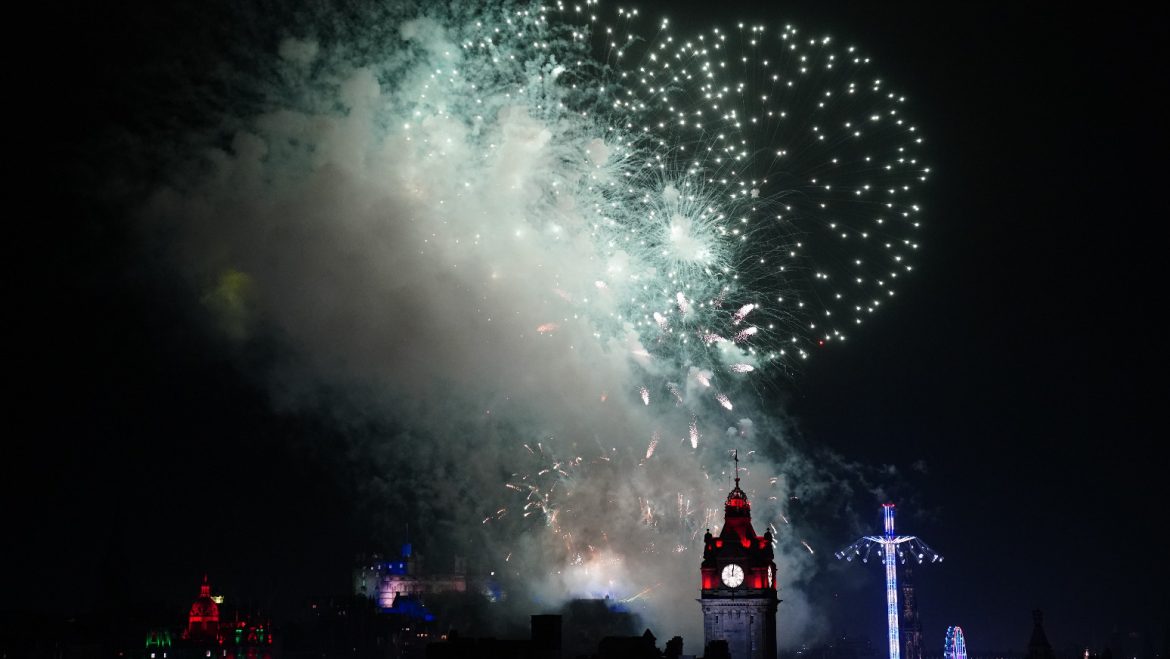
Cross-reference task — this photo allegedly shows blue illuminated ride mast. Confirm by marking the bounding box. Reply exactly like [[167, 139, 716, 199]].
[[835, 504, 943, 659]]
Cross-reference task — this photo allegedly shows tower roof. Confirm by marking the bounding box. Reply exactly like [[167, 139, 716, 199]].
[[724, 450, 750, 517], [715, 450, 762, 549], [1024, 609, 1055, 659], [189, 575, 219, 622], [724, 482, 750, 515]]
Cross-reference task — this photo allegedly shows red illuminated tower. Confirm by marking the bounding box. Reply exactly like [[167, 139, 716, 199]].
[[184, 575, 221, 643], [699, 452, 779, 659]]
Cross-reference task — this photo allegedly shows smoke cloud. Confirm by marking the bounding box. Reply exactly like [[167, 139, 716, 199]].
[[113, 0, 915, 646]]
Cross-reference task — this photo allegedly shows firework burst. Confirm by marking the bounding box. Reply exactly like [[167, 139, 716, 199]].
[[144, 0, 931, 631]]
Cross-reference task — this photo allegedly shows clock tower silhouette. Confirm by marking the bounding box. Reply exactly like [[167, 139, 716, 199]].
[[699, 451, 779, 659]]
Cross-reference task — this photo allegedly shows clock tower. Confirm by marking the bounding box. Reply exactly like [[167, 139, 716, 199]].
[[699, 453, 779, 659]]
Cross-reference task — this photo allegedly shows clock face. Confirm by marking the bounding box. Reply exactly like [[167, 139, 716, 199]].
[[721, 563, 745, 588]]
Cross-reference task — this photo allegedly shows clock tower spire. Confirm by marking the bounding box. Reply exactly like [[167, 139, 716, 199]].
[[699, 452, 779, 659]]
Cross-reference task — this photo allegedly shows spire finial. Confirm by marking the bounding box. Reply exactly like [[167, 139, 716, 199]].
[[733, 449, 740, 489]]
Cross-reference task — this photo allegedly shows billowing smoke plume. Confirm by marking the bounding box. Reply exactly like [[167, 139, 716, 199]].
[[123, 0, 927, 645]]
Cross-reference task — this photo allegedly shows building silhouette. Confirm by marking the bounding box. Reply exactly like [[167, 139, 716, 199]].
[[1023, 610, 1056, 659], [900, 564, 924, 659]]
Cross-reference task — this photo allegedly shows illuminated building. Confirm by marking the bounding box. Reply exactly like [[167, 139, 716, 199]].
[[354, 544, 467, 612], [172, 576, 274, 655], [145, 628, 174, 654], [183, 575, 220, 643], [699, 452, 779, 659]]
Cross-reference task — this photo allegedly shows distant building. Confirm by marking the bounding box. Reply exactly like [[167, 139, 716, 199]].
[[182, 575, 220, 643], [598, 628, 662, 659], [145, 627, 175, 655], [900, 565, 924, 659], [785, 634, 878, 659], [354, 544, 468, 612], [426, 614, 562, 659], [699, 455, 780, 659], [560, 598, 640, 658], [1023, 610, 1056, 659], [169, 575, 274, 657], [294, 595, 409, 659]]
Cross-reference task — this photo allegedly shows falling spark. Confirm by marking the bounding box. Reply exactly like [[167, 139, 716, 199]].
[[733, 326, 759, 343], [733, 303, 756, 325]]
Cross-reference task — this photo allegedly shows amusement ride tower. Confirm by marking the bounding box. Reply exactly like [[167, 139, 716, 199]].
[[835, 504, 942, 659]]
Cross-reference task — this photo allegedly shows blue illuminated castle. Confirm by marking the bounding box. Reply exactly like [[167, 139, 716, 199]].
[[354, 544, 469, 618]]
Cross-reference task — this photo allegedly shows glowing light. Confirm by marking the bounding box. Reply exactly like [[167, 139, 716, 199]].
[[733, 326, 758, 343], [836, 505, 943, 659], [945, 626, 968, 659], [732, 303, 756, 325]]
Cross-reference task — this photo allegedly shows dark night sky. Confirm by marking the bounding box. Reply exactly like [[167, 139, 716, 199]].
[[787, 2, 1167, 651], [8, 0, 1167, 655]]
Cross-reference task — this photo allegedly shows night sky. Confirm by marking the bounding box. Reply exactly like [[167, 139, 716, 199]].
[[9, 0, 1167, 655]]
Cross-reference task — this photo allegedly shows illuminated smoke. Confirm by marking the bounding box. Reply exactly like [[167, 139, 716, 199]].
[[132, 0, 929, 647]]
